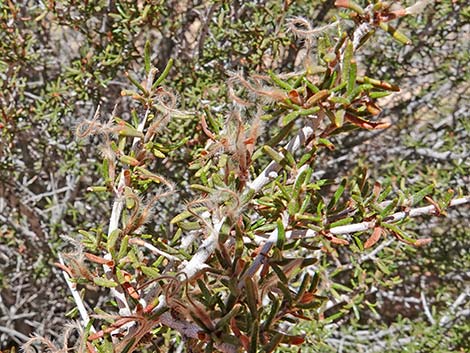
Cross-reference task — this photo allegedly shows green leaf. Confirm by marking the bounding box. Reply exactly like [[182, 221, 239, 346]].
[[341, 39, 353, 86], [249, 320, 259, 353], [117, 235, 129, 261], [276, 219, 285, 250], [347, 58, 357, 95], [215, 304, 241, 331], [329, 217, 354, 228], [263, 145, 284, 164], [245, 277, 258, 319], [412, 184, 434, 205], [107, 229, 121, 255], [379, 22, 412, 45], [152, 58, 174, 89], [269, 70, 293, 90], [170, 207, 207, 224], [328, 178, 347, 211], [125, 72, 147, 94], [281, 111, 300, 127], [94, 277, 118, 288], [141, 265, 160, 279]]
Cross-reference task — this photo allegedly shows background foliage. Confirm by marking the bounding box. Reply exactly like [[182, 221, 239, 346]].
[[0, 0, 469, 352]]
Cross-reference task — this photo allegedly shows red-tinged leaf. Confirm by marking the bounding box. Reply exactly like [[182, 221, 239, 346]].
[[299, 292, 316, 304], [366, 101, 382, 115], [282, 335, 305, 345], [120, 155, 140, 167], [143, 303, 156, 314], [334, 0, 364, 14], [230, 317, 241, 337], [304, 89, 329, 108], [122, 282, 140, 300], [197, 331, 207, 340], [290, 311, 312, 320], [288, 89, 303, 105], [345, 113, 391, 129], [320, 123, 339, 138], [372, 181, 381, 201], [328, 235, 349, 245], [54, 262, 74, 278], [120, 270, 133, 282], [414, 238, 432, 247], [200, 115, 216, 140], [84, 252, 114, 267], [189, 300, 215, 331], [86, 341, 97, 353], [244, 137, 256, 145], [88, 330, 104, 341], [240, 335, 250, 351], [261, 261, 270, 277], [364, 227, 383, 249], [425, 196, 442, 216], [124, 169, 132, 186]]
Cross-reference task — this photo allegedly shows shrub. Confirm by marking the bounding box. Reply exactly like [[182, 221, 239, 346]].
[[1, 1, 468, 352]]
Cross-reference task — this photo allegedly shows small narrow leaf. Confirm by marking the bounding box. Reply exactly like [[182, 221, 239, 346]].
[[364, 227, 383, 249], [304, 89, 330, 108], [245, 277, 258, 319], [152, 58, 174, 89], [107, 229, 121, 255], [341, 40, 353, 85], [119, 155, 140, 166], [328, 178, 347, 210], [94, 277, 118, 288], [269, 70, 293, 90], [125, 72, 147, 94], [276, 219, 286, 250], [141, 266, 160, 279], [379, 22, 412, 45], [281, 111, 300, 127]]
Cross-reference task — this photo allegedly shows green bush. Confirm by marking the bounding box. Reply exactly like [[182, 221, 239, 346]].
[[1, 1, 468, 352]]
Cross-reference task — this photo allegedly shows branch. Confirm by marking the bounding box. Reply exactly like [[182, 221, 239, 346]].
[[246, 124, 315, 194], [159, 312, 237, 353], [58, 253, 96, 333], [104, 171, 132, 317], [285, 196, 470, 240]]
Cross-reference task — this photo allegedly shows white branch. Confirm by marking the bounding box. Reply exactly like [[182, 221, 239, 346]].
[[159, 312, 236, 353], [246, 125, 315, 194], [129, 238, 180, 262], [180, 216, 225, 279], [239, 211, 289, 288], [58, 253, 95, 333], [285, 196, 470, 240], [104, 171, 131, 317], [420, 276, 435, 325]]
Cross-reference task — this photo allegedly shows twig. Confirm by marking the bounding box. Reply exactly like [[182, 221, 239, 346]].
[[103, 171, 132, 317], [180, 215, 225, 279], [23, 186, 73, 203], [0, 325, 30, 345], [420, 276, 435, 325], [159, 312, 237, 353], [285, 196, 470, 240], [439, 290, 469, 326], [150, 215, 225, 315], [246, 124, 315, 194], [128, 238, 180, 262], [238, 211, 289, 288], [58, 253, 96, 333]]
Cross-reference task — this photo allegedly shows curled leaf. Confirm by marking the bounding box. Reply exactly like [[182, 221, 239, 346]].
[[364, 227, 383, 249], [345, 113, 391, 129]]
